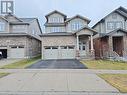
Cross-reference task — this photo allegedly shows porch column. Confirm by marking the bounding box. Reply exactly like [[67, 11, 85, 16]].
[[123, 35, 127, 56], [108, 36, 113, 57], [76, 35, 79, 59], [90, 35, 94, 51], [76, 35, 79, 50]]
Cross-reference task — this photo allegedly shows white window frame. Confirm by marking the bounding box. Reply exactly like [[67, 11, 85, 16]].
[[71, 21, 83, 31]]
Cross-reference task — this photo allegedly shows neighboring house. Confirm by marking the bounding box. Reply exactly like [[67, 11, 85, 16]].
[[0, 13, 42, 59], [40, 10, 97, 60], [93, 6, 127, 59]]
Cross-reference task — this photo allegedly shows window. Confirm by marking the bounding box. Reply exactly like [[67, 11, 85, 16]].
[[107, 22, 115, 30], [68, 46, 74, 49], [51, 27, 63, 32], [107, 21, 123, 30], [116, 22, 123, 29], [11, 46, 17, 48], [18, 46, 24, 48], [52, 46, 58, 49], [13, 25, 26, 31], [49, 17, 63, 23], [44, 46, 51, 49], [71, 21, 83, 31], [79, 42, 86, 51], [61, 46, 67, 49], [0, 22, 5, 31]]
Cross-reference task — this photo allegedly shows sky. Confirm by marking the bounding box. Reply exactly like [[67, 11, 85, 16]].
[[10, 0, 127, 32]]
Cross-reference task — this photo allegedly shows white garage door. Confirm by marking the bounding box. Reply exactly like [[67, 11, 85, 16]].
[[44, 46, 75, 59], [10, 46, 25, 58], [44, 46, 59, 59], [60, 46, 75, 59]]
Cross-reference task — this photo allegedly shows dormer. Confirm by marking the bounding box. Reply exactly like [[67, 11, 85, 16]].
[[45, 10, 67, 24]]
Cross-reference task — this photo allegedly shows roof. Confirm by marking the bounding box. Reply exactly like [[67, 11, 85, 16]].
[[19, 18, 36, 23], [65, 15, 91, 24], [75, 26, 97, 35], [40, 32, 74, 37], [0, 33, 41, 41], [45, 10, 67, 18], [92, 6, 127, 28], [99, 28, 127, 37]]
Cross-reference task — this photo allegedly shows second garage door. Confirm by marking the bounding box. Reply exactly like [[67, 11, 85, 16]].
[[44, 46, 75, 59], [10, 46, 25, 58]]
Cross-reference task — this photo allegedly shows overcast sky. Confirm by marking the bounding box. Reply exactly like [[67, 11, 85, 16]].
[[12, 0, 127, 32]]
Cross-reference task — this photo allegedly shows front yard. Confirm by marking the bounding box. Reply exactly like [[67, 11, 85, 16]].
[[0, 73, 9, 78], [99, 74, 127, 93], [0, 56, 41, 69], [81, 60, 127, 70]]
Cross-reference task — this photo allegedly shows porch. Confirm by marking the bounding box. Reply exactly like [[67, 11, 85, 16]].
[[75, 27, 96, 60], [95, 29, 127, 59]]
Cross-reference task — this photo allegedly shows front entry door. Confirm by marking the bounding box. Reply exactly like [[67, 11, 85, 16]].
[[79, 42, 86, 57]]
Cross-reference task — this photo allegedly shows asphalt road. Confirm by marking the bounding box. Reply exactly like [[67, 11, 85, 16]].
[[27, 59, 87, 69]]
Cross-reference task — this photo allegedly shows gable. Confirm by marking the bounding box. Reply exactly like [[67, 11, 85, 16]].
[[105, 12, 125, 22], [66, 15, 90, 24]]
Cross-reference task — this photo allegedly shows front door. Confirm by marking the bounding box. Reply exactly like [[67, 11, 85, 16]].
[[113, 37, 123, 56], [79, 42, 86, 57]]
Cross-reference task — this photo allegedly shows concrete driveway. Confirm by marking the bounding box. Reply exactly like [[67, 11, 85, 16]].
[[27, 59, 87, 69], [0, 59, 22, 67]]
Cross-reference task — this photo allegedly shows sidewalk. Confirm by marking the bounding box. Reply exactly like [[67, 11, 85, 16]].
[[0, 69, 120, 95], [0, 69, 127, 74]]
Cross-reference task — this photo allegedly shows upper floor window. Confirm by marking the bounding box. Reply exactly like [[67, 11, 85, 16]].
[[0, 22, 5, 31], [49, 17, 64, 23], [116, 22, 123, 29], [107, 22, 115, 30], [71, 22, 83, 31], [107, 21, 123, 30], [51, 27, 63, 32], [13, 25, 27, 31]]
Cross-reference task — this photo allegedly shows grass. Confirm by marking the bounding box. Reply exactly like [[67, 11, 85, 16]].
[[99, 74, 127, 93], [81, 60, 127, 70], [0, 73, 9, 78], [0, 55, 41, 69]]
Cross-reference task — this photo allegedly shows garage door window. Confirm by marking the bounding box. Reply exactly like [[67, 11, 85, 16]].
[[61, 46, 67, 49], [44, 46, 51, 49], [68, 46, 74, 49], [52, 46, 58, 49], [18, 46, 24, 48], [11, 46, 17, 48]]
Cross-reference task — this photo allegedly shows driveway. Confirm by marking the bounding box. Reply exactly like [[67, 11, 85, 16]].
[[27, 59, 87, 69], [0, 59, 22, 67]]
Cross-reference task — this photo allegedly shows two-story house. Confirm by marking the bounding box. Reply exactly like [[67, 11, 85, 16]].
[[41, 10, 97, 60], [0, 13, 42, 58], [93, 7, 127, 59]]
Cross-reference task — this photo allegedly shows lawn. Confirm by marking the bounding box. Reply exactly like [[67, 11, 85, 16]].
[[81, 60, 127, 70], [0, 73, 9, 78], [0, 56, 41, 69], [99, 74, 127, 93]]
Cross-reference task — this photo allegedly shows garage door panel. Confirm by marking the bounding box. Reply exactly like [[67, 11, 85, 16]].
[[44, 49, 58, 59], [10, 48, 25, 58], [61, 49, 75, 59]]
